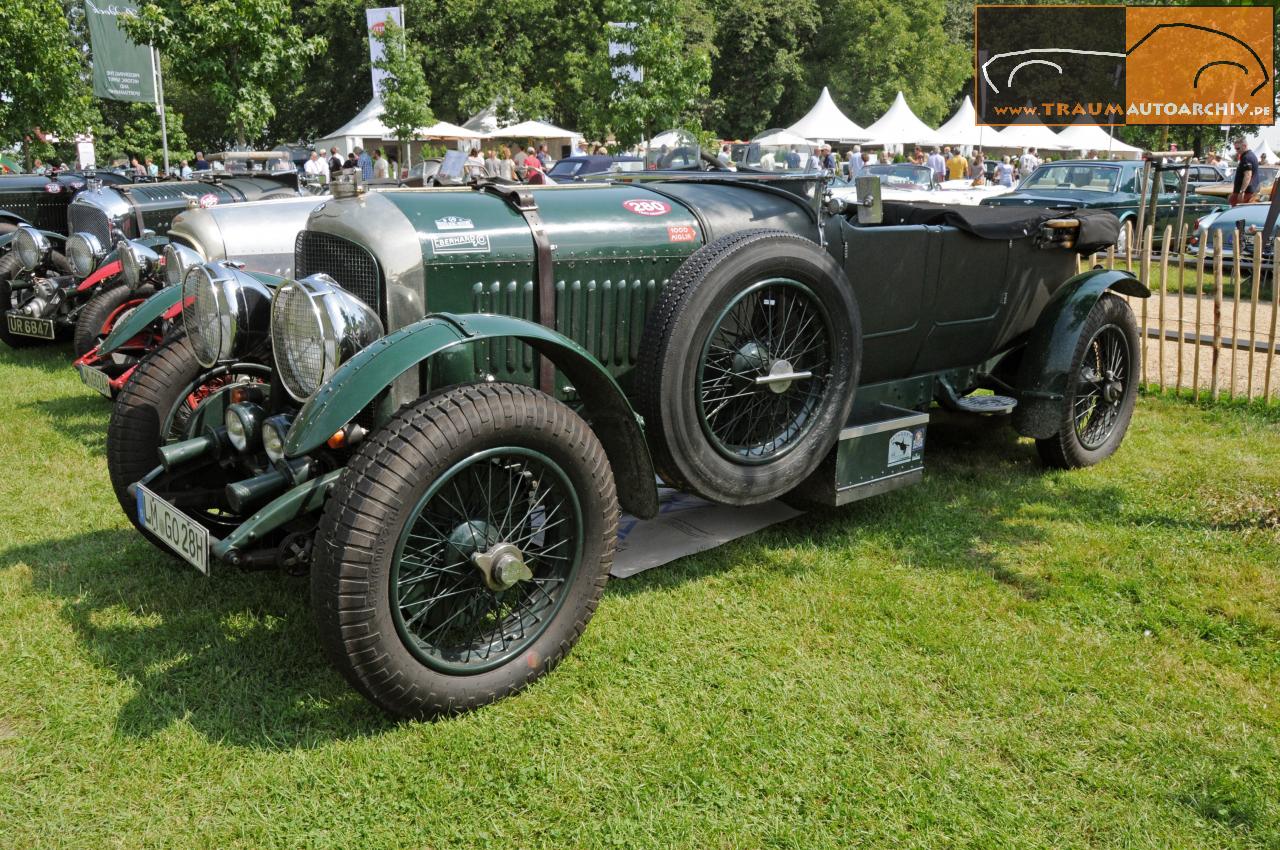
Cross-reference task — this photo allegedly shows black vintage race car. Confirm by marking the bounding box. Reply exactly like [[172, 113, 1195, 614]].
[[107, 154, 1138, 718], [1, 153, 301, 350]]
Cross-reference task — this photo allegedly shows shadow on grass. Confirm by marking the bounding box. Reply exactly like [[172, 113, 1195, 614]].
[[0, 341, 77, 375], [5, 528, 392, 749], [0, 410, 1179, 748], [609, 411, 1130, 603], [27, 394, 112, 454]]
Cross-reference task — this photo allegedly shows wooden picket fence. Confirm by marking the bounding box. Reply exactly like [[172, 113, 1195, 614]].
[[1080, 221, 1278, 404]]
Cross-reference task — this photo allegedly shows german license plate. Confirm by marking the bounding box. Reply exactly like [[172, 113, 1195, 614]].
[[137, 483, 209, 574], [5, 313, 54, 339], [79, 363, 113, 397]]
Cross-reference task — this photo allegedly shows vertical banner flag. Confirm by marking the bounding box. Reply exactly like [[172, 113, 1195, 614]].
[[367, 6, 405, 97], [85, 0, 156, 102]]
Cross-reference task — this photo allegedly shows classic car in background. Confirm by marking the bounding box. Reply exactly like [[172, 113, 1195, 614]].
[[1185, 202, 1277, 269], [547, 155, 644, 182], [830, 164, 1012, 207], [1185, 162, 1229, 192], [1, 152, 301, 350], [982, 159, 1228, 251], [1193, 164, 1276, 202], [74, 194, 327, 396], [107, 157, 1136, 719], [0, 169, 136, 239]]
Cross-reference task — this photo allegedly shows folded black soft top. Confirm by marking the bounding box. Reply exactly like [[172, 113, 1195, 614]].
[[879, 201, 1119, 254]]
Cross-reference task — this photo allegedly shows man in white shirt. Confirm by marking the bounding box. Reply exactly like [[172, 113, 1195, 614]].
[[928, 147, 947, 182], [303, 151, 327, 182], [1019, 147, 1039, 180]]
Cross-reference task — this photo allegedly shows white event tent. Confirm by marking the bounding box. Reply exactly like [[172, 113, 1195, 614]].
[[316, 98, 482, 158], [786, 87, 868, 143], [1252, 137, 1276, 163], [862, 92, 940, 148], [485, 119, 582, 157], [988, 112, 1069, 152], [933, 96, 1003, 150], [1054, 119, 1142, 159]]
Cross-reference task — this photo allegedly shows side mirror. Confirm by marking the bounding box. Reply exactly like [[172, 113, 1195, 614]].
[[854, 176, 883, 225]]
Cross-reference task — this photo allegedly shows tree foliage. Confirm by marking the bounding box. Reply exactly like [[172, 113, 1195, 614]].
[[372, 19, 432, 166], [120, 0, 323, 147], [0, 0, 95, 163], [706, 0, 817, 140], [800, 0, 970, 129], [93, 100, 191, 167]]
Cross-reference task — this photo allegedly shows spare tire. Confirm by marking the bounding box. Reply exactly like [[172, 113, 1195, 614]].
[[634, 229, 861, 504]]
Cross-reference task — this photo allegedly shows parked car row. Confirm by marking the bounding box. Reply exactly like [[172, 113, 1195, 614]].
[[3, 136, 1143, 720]]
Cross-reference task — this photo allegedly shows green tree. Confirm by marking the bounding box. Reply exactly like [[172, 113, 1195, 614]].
[[120, 0, 323, 148], [799, 0, 970, 129], [94, 100, 191, 168], [0, 0, 95, 166], [580, 0, 714, 146], [706, 0, 816, 140], [372, 19, 433, 169]]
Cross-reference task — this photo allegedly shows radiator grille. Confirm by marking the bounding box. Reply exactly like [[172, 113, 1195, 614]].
[[294, 231, 381, 313], [67, 204, 112, 248]]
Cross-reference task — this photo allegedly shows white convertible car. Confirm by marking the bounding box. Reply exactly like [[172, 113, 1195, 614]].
[[834, 163, 1013, 207]]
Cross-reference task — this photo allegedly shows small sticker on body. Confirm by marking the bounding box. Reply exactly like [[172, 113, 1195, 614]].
[[667, 224, 697, 242], [887, 429, 914, 466], [430, 232, 491, 255], [198, 193, 219, 208], [622, 198, 671, 216], [434, 216, 474, 230]]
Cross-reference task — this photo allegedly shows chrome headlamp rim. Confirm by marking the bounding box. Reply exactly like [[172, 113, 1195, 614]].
[[182, 263, 236, 368], [118, 240, 160, 289], [271, 274, 383, 403], [13, 225, 49, 271], [163, 242, 203, 288], [67, 232, 105, 278]]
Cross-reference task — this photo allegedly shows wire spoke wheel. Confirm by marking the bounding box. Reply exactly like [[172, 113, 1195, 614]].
[[697, 278, 833, 464], [391, 447, 583, 675], [1072, 324, 1128, 450]]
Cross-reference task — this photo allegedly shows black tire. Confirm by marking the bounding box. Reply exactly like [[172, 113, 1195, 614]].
[[107, 336, 269, 537], [0, 253, 44, 349], [312, 382, 619, 718], [73, 283, 148, 357], [1035, 294, 1140, 469], [634, 229, 861, 504]]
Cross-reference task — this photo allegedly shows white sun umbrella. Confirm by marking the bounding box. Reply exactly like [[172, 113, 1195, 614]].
[[786, 87, 869, 143], [751, 128, 816, 148], [1253, 137, 1276, 163], [862, 92, 941, 148], [417, 120, 484, 141]]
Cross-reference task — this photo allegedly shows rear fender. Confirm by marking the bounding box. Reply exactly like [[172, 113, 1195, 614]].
[[99, 284, 183, 355], [1012, 268, 1148, 439], [285, 312, 659, 518]]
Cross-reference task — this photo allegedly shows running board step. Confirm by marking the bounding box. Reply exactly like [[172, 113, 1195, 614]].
[[954, 394, 1017, 414]]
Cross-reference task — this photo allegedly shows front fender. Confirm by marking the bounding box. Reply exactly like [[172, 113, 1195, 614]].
[[99, 284, 183, 355], [1012, 268, 1148, 439], [75, 248, 121, 292], [285, 312, 659, 518]]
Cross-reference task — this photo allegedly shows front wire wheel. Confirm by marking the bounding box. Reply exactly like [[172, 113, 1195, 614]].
[[1036, 294, 1140, 468], [313, 382, 618, 718]]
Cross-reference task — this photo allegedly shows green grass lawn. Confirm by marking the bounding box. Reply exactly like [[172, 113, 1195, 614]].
[[1, 345, 1278, 849]]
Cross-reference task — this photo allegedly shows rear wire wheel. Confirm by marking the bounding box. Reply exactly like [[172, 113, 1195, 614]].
[[312, 382, 618, 718]]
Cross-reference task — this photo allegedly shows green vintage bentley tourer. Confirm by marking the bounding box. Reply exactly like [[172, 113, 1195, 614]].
[[103, 154, 1141, 717]]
